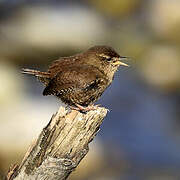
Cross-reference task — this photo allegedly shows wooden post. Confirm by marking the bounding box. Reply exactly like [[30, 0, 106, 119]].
[[7, 106, 108, 180]]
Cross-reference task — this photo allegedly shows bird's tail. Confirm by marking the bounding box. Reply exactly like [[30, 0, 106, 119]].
[[22, 68, 50, 78], [22, 68, 51, 85]]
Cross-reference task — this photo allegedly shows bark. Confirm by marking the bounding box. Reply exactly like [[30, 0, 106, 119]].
[[7, 106, 107, 180]]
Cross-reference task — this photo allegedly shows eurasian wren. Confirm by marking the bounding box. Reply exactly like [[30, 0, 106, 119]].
[[22, 46, 128, 111]]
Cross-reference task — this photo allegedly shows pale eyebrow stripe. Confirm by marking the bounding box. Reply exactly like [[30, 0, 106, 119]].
[[98, 54, 110, 58]]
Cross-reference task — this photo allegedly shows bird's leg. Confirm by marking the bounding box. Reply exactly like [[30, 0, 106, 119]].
[[70, 103, 100, 112]]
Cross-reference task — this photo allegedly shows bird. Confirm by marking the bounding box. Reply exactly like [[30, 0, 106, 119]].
[[22, 45, 128, 112]]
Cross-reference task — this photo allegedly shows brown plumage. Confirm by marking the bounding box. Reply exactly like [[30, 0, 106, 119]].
[[22, 45, 128, 111]]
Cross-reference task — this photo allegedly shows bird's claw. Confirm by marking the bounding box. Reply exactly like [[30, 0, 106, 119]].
[[70, 104, 100, 113]]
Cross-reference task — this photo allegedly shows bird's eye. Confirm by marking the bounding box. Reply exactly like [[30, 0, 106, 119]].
[[105, 57, 111, 61], [99, 54, 111, 61]]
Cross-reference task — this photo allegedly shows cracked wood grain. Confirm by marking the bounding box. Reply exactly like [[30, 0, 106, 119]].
[[7, 107, 107, 180]]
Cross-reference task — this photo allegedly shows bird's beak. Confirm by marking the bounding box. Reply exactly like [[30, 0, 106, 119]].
[[112, 57, 129, 66]]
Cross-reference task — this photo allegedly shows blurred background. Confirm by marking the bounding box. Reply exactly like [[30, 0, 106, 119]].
[[0, 0, 180, 179]]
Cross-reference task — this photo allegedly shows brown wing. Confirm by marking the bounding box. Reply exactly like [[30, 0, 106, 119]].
[[47, 54, 81, 78], [43, 65, 107, 97]]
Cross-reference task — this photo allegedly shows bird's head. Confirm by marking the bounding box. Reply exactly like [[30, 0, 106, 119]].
[[86, 45, 128, 79]]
